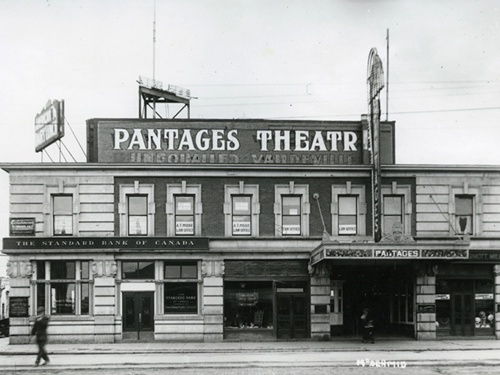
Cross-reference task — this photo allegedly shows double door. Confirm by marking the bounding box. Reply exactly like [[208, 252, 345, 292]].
[[451, 293, 474, 336], [276, 294, 308, 339], [123, 292, 154, 340]]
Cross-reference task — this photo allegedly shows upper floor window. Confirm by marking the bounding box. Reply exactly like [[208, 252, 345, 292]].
[[232, 195, 252, 236], [332, 183, 366, 237], [455, 195, 473, 235], [128, 195, 148, 236], [450, 184, 481, 237], [166, 183, 202, 236], [275, 183, 309, 236], [119, 182, 155, 236], [175, 195, 195, 236], [53, 195, 73, 236], [282, 196, 301, 236], [381, 183, 412, 236], [383, 195, 403, 233], [338, 195, 357, 235], [225, 183, 260, 237], [44, 182, 79, 236]]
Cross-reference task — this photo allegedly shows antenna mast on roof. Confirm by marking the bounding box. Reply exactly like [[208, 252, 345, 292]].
[[386, 28, 389, 121], [153, 0, 156, 82]]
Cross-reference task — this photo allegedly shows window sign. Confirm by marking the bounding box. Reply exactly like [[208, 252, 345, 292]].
[[339, 224, 357, 235], [176, 218, 194, 235], [233, 216, 251, 235], [435, 294, 450, 300], [283, 224, 300, 235], [177, 201, 192, 212], [475, 294, 494, 300], [235, 201, 249, 212]]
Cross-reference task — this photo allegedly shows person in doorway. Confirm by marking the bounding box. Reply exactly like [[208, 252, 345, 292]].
[[31, 307, 50, 366], [360, 307, 375, 344]]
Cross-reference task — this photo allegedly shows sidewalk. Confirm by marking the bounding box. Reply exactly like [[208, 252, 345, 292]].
[[2, 337, 500, 355]]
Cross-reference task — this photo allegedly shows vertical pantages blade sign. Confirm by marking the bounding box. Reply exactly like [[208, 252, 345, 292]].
[[367, 48, 385, 242]]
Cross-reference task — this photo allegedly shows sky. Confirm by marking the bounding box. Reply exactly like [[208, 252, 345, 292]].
[[0, 0, 499, 276]]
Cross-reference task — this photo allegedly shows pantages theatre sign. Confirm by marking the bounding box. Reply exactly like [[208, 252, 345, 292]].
[[87, 119, 367, 166]]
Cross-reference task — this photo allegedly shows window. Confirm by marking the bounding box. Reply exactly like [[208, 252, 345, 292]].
[[449, 184, 482, 237], [383, 195, 403, 233], [175, 195, 195, 236], [164, 262, 199, 314], [166, 183, 202, 236], [381, 183, 412, 236], [128, 195, 148, 236], [455, 195, 473, 235], [119, 183, 155, 236], [34, 260, 91, 316], [122, 261, 155, 279], [338, 196, 357, 235], [232, 196, 252, 236], [53, 195, 73, 236], [275, 183, 309, 236], [225, 183, 260, 236], [332, 183, 366, 237], [282, 196, 301, 236], [44, 183, 79, 236]]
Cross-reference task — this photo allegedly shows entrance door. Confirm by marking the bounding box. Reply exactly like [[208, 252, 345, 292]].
[[276, 294, 308, 339], [123, 292, 154, 340], [451, 293, 474, 336]]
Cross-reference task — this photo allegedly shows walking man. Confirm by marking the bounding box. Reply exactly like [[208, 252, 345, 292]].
[[31, 307, 50, 366]]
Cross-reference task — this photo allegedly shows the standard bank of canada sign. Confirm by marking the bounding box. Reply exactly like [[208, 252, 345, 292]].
[[87, 119, 365, 166]]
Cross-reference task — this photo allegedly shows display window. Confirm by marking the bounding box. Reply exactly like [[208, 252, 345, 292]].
[[224, 281, 273, 330]]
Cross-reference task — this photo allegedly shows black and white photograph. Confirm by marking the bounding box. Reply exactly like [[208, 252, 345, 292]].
[[1, 1, 500, 374]]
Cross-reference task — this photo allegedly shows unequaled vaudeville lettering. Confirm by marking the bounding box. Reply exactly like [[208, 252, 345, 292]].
[[113, 128, 358, 152]]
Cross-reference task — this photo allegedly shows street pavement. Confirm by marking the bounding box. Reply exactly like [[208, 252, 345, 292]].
[[1, 337, 500, 373]]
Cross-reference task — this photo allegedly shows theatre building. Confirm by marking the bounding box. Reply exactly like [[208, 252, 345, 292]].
[[2, 117, 500, 343]]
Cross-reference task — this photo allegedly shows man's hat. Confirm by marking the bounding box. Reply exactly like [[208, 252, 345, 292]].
[[37, 307, 45, 314]]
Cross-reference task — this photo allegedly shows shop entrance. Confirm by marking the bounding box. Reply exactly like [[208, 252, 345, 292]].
[[331, 264, 415, 338], [436, 277, 494, 337], [451, 293, 474, 336], [276, 294, 308, 339], [122, 292, 154, 340]]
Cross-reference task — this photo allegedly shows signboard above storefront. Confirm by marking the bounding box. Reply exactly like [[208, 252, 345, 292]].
[[310, 241, 470, 265], [86, 119, 392, 166], [3, 237, 208, 252]]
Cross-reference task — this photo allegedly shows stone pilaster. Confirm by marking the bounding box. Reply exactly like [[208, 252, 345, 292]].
[[92, 259, 117, 343], [494, 265, 500, 340], [202, 259, 224, 342], [415, 269, 436, 341], [7, 260, 33, 344], [309, 262, 330, 341]]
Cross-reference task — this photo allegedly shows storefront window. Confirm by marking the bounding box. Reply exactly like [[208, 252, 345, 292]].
[[34, 260, 91, 316], [224, 281, 273, 329], [436, 279, 494, 336], [122, 261, 155, 279], [164, 262, 199, 314]]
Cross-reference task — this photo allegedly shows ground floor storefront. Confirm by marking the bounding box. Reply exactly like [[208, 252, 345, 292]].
[[4, 238, 500, 343]]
